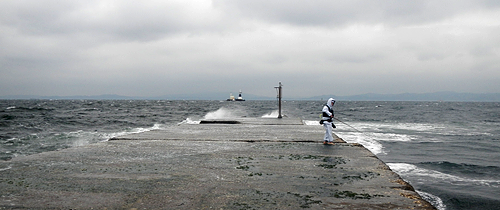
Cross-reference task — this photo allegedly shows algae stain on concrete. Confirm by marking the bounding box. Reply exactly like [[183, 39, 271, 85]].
[[228, 189, 322, 209]]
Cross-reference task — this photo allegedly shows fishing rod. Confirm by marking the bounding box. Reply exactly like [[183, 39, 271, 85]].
[[333, 117, 363, 133]]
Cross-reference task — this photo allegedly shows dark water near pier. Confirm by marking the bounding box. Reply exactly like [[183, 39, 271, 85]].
[[1, 100, 499, 209]]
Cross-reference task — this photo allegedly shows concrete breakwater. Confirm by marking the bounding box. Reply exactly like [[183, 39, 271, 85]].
[[0, 118, 435, 209]]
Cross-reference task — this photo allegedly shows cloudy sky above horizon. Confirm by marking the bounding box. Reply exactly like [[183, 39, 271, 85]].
[[1, 0, 500, 98]]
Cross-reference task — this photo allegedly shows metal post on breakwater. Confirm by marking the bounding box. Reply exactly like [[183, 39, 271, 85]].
[[275, 82, 283, 118]]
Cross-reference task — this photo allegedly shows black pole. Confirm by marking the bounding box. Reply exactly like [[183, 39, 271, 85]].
[[275, 82, 283, 118]]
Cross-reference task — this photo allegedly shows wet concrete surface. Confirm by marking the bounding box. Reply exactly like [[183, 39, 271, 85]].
[[0, 118, 435, 209]]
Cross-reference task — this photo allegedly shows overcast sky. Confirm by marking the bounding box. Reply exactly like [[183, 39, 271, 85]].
[[1, 0, 499, 98]]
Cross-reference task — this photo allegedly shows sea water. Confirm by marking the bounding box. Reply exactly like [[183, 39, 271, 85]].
[[1, 100, 499, 210]]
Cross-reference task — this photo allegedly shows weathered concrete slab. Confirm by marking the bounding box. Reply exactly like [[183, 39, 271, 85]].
[[111, 124, 344, 143], [0, 118, 435, 209], [112, 118, 344, 143]]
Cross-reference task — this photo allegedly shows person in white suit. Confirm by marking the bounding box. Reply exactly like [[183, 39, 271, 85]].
[[321, 98, 336, 144]]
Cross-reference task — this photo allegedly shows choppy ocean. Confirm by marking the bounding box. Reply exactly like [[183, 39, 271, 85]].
[[1, 100, 499, 209]]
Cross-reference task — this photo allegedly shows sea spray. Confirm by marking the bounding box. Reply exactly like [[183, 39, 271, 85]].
[[179, 107, 247, 124], [204, 107, 239, 119], [261, 110, 280, 118], [179, 118, 201, 125], [203, 107, 250, 119]]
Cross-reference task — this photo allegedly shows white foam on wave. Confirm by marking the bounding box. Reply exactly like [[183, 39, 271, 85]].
[[304, 120, 388, 154], [369, 132, 413, 142], [361, 121, 491, 138], [130, 123, 162, 133], [337, 132, 386, 155], [349, 121, 440, 134], [101, 123, 164, 143], [0, 165, 12, 171], [384, 123, 442, 132], [304, 120, 387, 154], [387, 163, 500, 188], [305, 120, 439, 154], [416, 190, 446, 210]]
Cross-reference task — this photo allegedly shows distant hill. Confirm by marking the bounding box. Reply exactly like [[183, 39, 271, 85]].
[[307, 92, 500, 102], [2, 92, 500, 101]]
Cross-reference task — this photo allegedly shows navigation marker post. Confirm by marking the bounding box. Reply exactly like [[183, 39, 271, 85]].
[[274, 82, 283, 118]]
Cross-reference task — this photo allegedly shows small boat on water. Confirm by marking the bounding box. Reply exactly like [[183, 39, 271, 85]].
[[227, 90, 245, 101]]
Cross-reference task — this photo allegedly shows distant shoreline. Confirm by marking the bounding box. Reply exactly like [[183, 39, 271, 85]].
[[1, 92, 500, 102]]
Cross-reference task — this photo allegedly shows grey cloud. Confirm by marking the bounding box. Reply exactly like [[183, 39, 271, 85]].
[[1, 0, 500, 97], [214, 0, 500, 27], [1, 1, 227, 42]]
